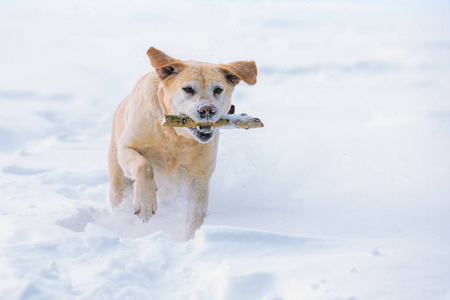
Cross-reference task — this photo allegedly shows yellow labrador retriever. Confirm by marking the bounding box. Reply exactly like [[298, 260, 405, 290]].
[[108, 47, 257, 239]]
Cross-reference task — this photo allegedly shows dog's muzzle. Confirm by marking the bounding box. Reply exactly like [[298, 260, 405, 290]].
[[186, 101, 219, 143]]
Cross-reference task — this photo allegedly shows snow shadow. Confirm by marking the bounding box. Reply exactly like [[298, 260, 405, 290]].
[[56, 206, 97, 232], [2, 165, 48, 175]]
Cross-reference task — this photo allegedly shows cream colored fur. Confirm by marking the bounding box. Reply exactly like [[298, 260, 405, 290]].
[[108, 47, 257, 240]]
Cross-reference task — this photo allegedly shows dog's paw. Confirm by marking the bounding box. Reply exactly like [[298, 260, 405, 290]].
[[132, 199, 157, 222]]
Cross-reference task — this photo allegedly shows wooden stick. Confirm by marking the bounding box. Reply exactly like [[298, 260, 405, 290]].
[[162, 114, 264, 129]]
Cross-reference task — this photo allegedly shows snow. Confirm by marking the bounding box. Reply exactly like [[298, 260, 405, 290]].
[[221, 114, 264, 129], [1, 0, 450, 299]]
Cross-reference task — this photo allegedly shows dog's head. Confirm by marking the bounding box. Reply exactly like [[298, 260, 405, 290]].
[[147, 47, 257, 143]]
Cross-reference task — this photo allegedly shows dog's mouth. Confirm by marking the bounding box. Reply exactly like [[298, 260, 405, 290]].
[[189, 126, 215, 143]]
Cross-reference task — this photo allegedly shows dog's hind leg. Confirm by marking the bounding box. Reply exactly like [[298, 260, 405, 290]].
[[108, 133, 132, 207]]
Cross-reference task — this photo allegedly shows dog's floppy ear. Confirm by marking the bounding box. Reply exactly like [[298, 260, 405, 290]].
[[147, 47, 185, 81], [219, 61, 257, 86]]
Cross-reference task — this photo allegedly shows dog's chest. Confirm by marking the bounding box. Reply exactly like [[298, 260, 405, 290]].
[[143, 146, 180, 172], [142, 143, 205, 177]]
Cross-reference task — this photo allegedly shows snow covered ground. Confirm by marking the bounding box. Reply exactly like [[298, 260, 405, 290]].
[[1, 0, 450, 299]]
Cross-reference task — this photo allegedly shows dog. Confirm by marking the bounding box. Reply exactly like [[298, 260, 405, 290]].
[[108, 47, 257, 240]]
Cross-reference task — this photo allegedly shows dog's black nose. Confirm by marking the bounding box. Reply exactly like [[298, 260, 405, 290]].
[[198, 104, 217, 119]]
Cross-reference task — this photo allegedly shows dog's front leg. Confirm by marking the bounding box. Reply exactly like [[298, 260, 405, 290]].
[[185, 178, 209, 240], [118, 146, 157, 221]]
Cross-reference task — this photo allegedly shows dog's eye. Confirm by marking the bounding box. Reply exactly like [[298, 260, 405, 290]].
[[213, 87, 223, 95], [182, 86, 195, 95]]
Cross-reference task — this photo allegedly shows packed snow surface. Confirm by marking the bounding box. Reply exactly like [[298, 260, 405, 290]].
[[1, 0, 450, 299]]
